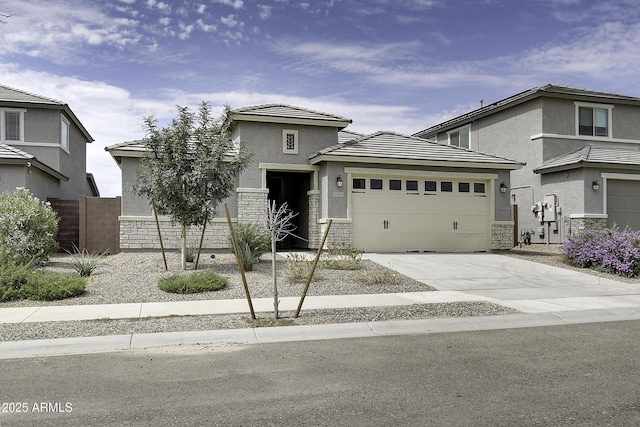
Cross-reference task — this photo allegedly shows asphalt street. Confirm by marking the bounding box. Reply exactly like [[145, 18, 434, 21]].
[[2, 320, 640, 426]]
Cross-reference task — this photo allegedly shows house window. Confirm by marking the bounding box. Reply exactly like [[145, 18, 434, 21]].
[[448, 126, 470, 149], [3, 111, 22, 141], [576, 103, 612, 137], [282, 129, 298, 154], [370, 178, 383, 190], [61, 116, 70, 151]]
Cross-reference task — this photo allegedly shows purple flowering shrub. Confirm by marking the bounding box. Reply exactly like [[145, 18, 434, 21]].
[[561, 225, 640, 277]]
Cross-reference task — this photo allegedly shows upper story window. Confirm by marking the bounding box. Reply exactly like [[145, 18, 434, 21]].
[[448, 126, 470, 149], [1, 109, 25, 142], [576, 102, 612, 138], [61, 116, 70, 151], [282, 129, 298, 154]]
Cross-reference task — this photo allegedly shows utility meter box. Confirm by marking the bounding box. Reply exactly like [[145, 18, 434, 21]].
[[543, 194, 557, 222]]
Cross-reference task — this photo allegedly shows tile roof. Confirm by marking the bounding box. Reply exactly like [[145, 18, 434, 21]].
[[310, 131, 524, 169], [338, 129, 365, 144], [414, 84, 640, 138], [0, 143, 68, 181], [0, 143, 35, 160], [0, 84, 65, 105], [534, 144, 640, 173], [231, 104, 352, 127]]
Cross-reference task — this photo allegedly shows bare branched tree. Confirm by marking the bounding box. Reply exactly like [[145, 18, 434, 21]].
[[265, 200, 299, 318], [0, 13, 13, 24]]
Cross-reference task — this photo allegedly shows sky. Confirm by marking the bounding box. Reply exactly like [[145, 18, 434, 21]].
[[1, 0, 640, 197]]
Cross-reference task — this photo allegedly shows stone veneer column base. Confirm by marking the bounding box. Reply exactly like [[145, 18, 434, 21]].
[[119, 216, 231, 250], [317, 218, 352, 249], [568, 214, 607, 236], [237, 188, 269, 224], [491, 221, 514, 250]]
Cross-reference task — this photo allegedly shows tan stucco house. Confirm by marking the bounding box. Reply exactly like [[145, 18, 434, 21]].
[[107, 104, 523, 253]]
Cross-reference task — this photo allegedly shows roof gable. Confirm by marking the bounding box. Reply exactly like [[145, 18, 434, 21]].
[[231, 104, 352, 128], [310, 131, 523, 170]]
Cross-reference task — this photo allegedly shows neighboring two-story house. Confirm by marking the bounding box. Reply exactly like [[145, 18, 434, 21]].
[[0, 84, 99, 200], [107, 104, 523, 253], [414, 85, 640, 245]]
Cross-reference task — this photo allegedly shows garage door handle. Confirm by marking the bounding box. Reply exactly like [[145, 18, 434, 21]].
[[383, 220, 389, 229], [453, 221, 458, 230]]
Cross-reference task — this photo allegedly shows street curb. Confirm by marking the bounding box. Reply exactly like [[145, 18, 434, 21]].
[[2, 308, 640, 359]]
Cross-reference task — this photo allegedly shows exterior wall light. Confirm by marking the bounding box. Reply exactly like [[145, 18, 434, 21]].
[[336, 175, 343, 188], [592, 180, 600, 191], [500, 182, 507, 193]]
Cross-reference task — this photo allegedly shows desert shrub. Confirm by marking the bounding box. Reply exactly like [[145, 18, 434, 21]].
[[185, 245, 197, 263], [0, 188, 59, 266], [283, 253, 323, 283], [20, 272, 87, 301], [158, 269, 228, 294], [0, 262, 32, 302], [562, 225, 640, 277], [0, 262, 86, 301], [322, 243, 363, 270], [67, 244, 108, 277], [228, 223, 271, 271], [358, 268, 399, 286]]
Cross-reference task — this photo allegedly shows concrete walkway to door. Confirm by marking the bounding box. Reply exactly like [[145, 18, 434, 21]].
[[364, 252, 640, 315]]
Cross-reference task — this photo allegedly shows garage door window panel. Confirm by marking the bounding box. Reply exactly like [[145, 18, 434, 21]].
[[370, 178, 383, 190], [425, 180, 437, 193], [441, 181, 453, 192], [459, 182, 470, 193], [390, 179, 402, 190], [353, 178, 366, 190]]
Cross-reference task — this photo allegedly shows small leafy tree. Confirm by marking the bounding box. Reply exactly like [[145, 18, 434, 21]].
[[265, 200, 299, 318], [134, 103, 251, 270], [0, 188, 59, 266]]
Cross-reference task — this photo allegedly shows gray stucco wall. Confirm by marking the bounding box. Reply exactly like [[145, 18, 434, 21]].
[[233, 121, 339, 188], [0, 165, 27, 195], [119, 156, 239, 218], [9, 107, 93, 199]]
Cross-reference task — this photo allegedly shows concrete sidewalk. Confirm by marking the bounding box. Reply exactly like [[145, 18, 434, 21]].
[[0, 291, 489, 324]]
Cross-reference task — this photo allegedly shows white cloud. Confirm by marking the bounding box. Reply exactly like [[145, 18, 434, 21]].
[[196, 19, 217, 32], [213, 0, 244, 10], [221, 14, 238, 27], [258, 5, 272, 20], [0, 1, 143, 63]]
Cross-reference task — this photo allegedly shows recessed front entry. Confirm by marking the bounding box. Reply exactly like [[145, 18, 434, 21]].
[[267, 171, 311, 248], [351, 175, 491, 252]]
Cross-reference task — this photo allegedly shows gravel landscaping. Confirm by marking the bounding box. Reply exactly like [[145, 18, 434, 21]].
[[0, 251, 518, 341], [6, 244, 631, 342]]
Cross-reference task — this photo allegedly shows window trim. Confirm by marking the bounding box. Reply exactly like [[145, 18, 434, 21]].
[[61, 115, 70, 152], [575, 101, 613, 139], [282, 129, 298, 154], [0, 108, 26, 143], [447, 125, 470, 149]]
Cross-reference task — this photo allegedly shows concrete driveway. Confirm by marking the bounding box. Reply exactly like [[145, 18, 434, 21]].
[[365, 253, 640, 314]]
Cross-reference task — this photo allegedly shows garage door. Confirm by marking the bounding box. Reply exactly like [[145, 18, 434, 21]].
[[351, 175, 491, 252], [607, 179, 640, 230]]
